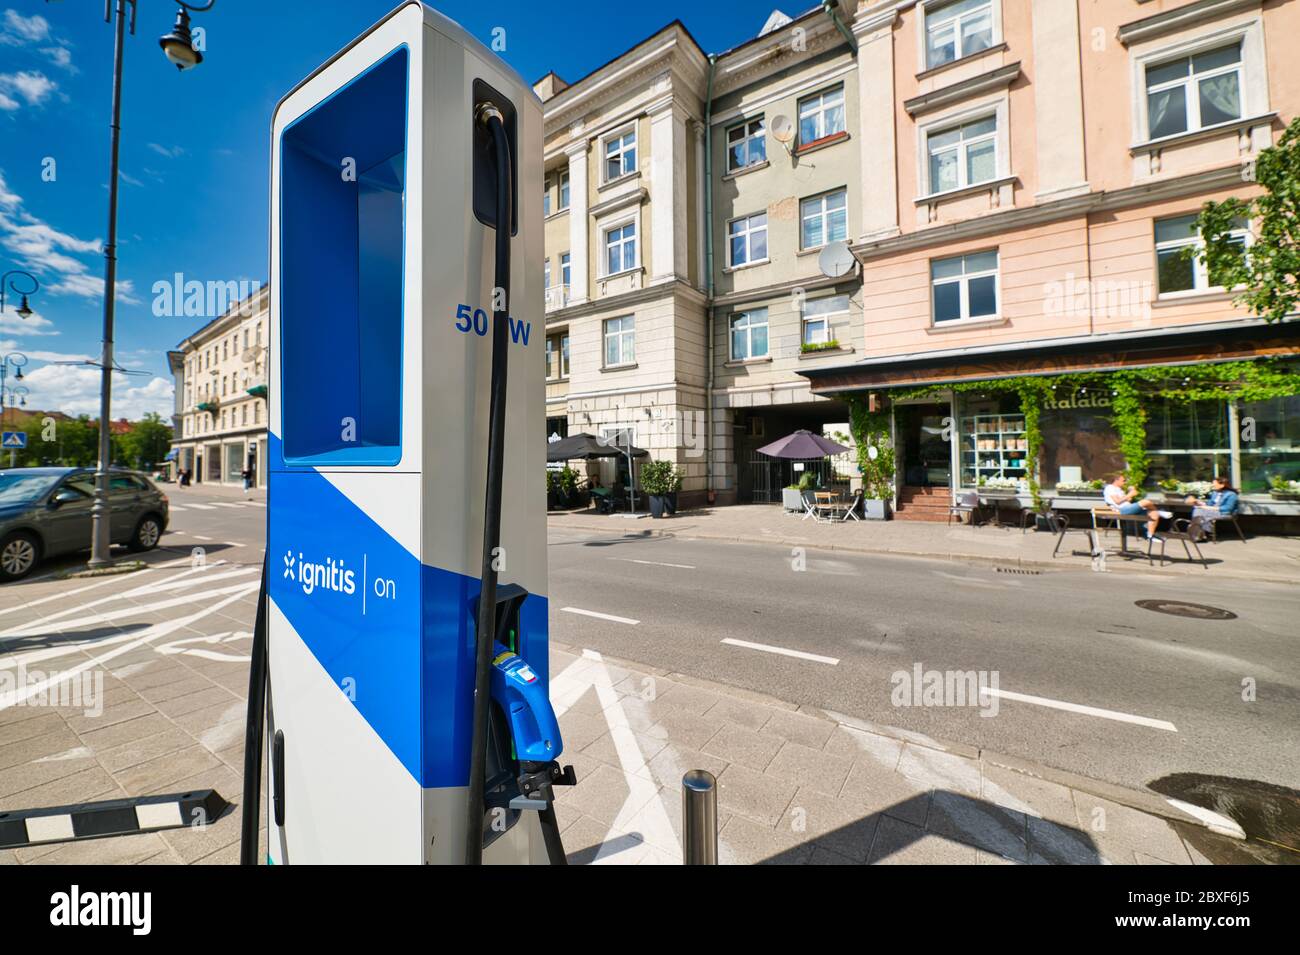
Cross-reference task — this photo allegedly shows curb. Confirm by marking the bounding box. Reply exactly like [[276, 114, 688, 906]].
[[548, 516, 1300, 586]]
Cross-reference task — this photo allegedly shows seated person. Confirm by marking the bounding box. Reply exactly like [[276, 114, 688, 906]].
[[1103, 473, 1172, 542], [1185, 476, 1238, 520]]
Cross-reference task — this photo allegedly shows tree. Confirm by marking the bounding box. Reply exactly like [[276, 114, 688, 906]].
[[115, 412, 173, 470], [1193, 116, 1300, 323]]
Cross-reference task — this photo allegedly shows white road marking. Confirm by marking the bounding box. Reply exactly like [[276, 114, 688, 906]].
[[219, 541, 246, 548], [168, 504, 187, 512], [193, 535, 213, 541], [561, 606, 640, 626], [0, 574, 128, 618], [0, 585, 258, 710], [211, 502, 244, 509], [184, 503, 216, 510], [721, 637, 839, 666], [609, 557, 696, 570], [1165, 798, 1246, 839], [978, 686, 1177, 732]]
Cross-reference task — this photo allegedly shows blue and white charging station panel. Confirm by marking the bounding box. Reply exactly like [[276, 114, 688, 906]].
[[266, 1, 547, 864]]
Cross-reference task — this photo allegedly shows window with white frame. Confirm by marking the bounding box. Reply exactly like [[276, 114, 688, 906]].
[[931, 250, 999, 323], [927, 115, 996, 194], [800, 190, 847, 250], [1145, 41, 1243, 140], [802, 294, 849, 346], [603, 315, 635, 367], [603, 128, 636, 182], [728, 212, 768, 267], [560, 252, 571, 288], [925, 0, 994, 69], [726, 117, 767, 172], [1155, 213, 1249, 295], [797, 86, 845, 146], [558, 169, 570, 210], [730, 308, 769, 360], [545, 332, 570, 380], [543, 180, 551, 217], [603, 221, 636, 275], [543, 258, 551, 289]]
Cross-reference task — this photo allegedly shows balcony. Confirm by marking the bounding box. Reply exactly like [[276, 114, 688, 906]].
[[545, 284, 572, 312]]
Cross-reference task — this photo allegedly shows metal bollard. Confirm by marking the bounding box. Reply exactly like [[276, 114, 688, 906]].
[[682, 769, 718, 864]]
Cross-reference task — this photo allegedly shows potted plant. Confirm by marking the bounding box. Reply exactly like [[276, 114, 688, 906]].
[[782, 483, 804, 511], [639, 460, 677, 518], [1269, 476, 1300, 500], [664, 465, 683, 515]]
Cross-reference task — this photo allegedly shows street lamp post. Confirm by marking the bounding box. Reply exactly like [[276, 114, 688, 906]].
[[0, 351, 30, 468], [0, 270, 39, 320], [83, 0, 215, 568]]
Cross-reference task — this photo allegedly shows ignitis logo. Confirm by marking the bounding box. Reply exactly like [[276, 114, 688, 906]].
[[283, 548, 356, 596]]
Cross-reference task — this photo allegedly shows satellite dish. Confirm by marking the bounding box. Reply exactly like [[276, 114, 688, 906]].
[[770, 114, 795, 144], [818, 239, 855, 279]]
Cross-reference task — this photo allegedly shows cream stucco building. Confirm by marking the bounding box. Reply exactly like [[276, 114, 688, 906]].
[[169, 284, 270, 488]]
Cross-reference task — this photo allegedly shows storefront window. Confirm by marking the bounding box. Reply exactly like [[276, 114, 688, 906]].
[[1239, 395, 1300, 494], [956, 393, 1025, 488], [1144, 398, 1230, 485], [1039, 390, 1123, 489]]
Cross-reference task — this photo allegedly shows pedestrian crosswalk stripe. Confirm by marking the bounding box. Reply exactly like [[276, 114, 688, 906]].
[[212, 502, 244, 508], [186, 503, 216, 510], [169, 505, 187, 512]]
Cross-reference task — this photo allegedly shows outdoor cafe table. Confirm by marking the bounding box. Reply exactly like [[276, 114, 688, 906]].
[[1092, 510, 1158, 562]]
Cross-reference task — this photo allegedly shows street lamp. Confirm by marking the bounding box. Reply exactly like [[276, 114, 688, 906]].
[[64, 0, 216, 568], [0, 270, 39, 320], [1, 352, 29, 467]]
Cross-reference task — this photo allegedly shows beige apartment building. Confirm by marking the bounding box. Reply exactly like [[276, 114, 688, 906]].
[[169, 284, 270, 488], [542, 0, 1300, 516]]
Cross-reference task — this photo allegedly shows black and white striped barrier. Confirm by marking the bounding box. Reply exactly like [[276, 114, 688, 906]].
[[0, 790, 229, 850]]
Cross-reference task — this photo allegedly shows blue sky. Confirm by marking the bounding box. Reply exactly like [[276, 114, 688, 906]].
[[0, 0, 799, 421]]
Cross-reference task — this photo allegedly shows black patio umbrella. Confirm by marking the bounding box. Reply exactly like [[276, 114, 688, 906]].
[[755, 429, 850, 459], [546, 432, 649, 462]]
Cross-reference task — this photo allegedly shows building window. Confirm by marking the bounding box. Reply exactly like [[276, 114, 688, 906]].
[[604, 221, 636, 275], [254, 403, 260, 424], [547, 332, 570, 380], [726, 117, 766, 172], [1146, 41, 1242, 140], [730, 308, 769, 360], [797, 86, 845, 147], [925, 0, 994, 69], [560, 252, 571, 288], [1239, 395, 1300, 494], [603, 128, 636, 182], [802, 294, 849, 346], [800, 190, 847, 250], [927, 116, 996, 194], [728, 212, 768, 267], [1155, 213, 1249, 295], [543, 180, 551, 217], [559, 170, 570, 210], [931, 250, 998, 323], [544, 258, 551, 289], [1146, 398, 1232, 486], [603, 315, 635, 367]]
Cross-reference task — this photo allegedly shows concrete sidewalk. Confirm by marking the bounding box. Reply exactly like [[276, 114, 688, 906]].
[[548, 505, 1300, 585], [549, 642, 1231, 865]]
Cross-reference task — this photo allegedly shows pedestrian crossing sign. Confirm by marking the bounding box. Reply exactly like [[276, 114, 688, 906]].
[[1, 431, 27, 449]]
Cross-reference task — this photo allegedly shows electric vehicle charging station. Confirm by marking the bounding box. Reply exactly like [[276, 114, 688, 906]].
[[243, 1, 569, 864]]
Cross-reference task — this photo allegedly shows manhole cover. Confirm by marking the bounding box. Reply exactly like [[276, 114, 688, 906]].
[[1135, 599, 1237, 620]]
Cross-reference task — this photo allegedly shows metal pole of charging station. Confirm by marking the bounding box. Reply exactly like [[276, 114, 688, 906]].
[[682, 769, 718, 865]]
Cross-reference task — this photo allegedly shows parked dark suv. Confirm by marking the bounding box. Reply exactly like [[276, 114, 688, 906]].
[[0, 467, 170, 581]]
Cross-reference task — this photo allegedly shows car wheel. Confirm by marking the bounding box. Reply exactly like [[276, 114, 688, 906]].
[[0, 531, 41, 582], [128, 514, 163, 552]]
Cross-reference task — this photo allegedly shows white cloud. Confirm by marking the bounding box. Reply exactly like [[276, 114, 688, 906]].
[[1, 10, 50, 45], [0, 307, 57, 336], [40, 46, 75, 73], [19, 363, 173, 419], [0, 169, 137, 305], [0, 69, 57, 109], [148, 143, 185, 159], [0, 339, 89, 362]]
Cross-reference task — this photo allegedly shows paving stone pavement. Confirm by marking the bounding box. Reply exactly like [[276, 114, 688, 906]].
[[0, 554, 1217, 865]]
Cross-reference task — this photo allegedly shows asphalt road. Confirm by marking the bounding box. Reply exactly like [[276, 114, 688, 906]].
[[30, 490, 1295, 797], [546, 525, 1300, 796]]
